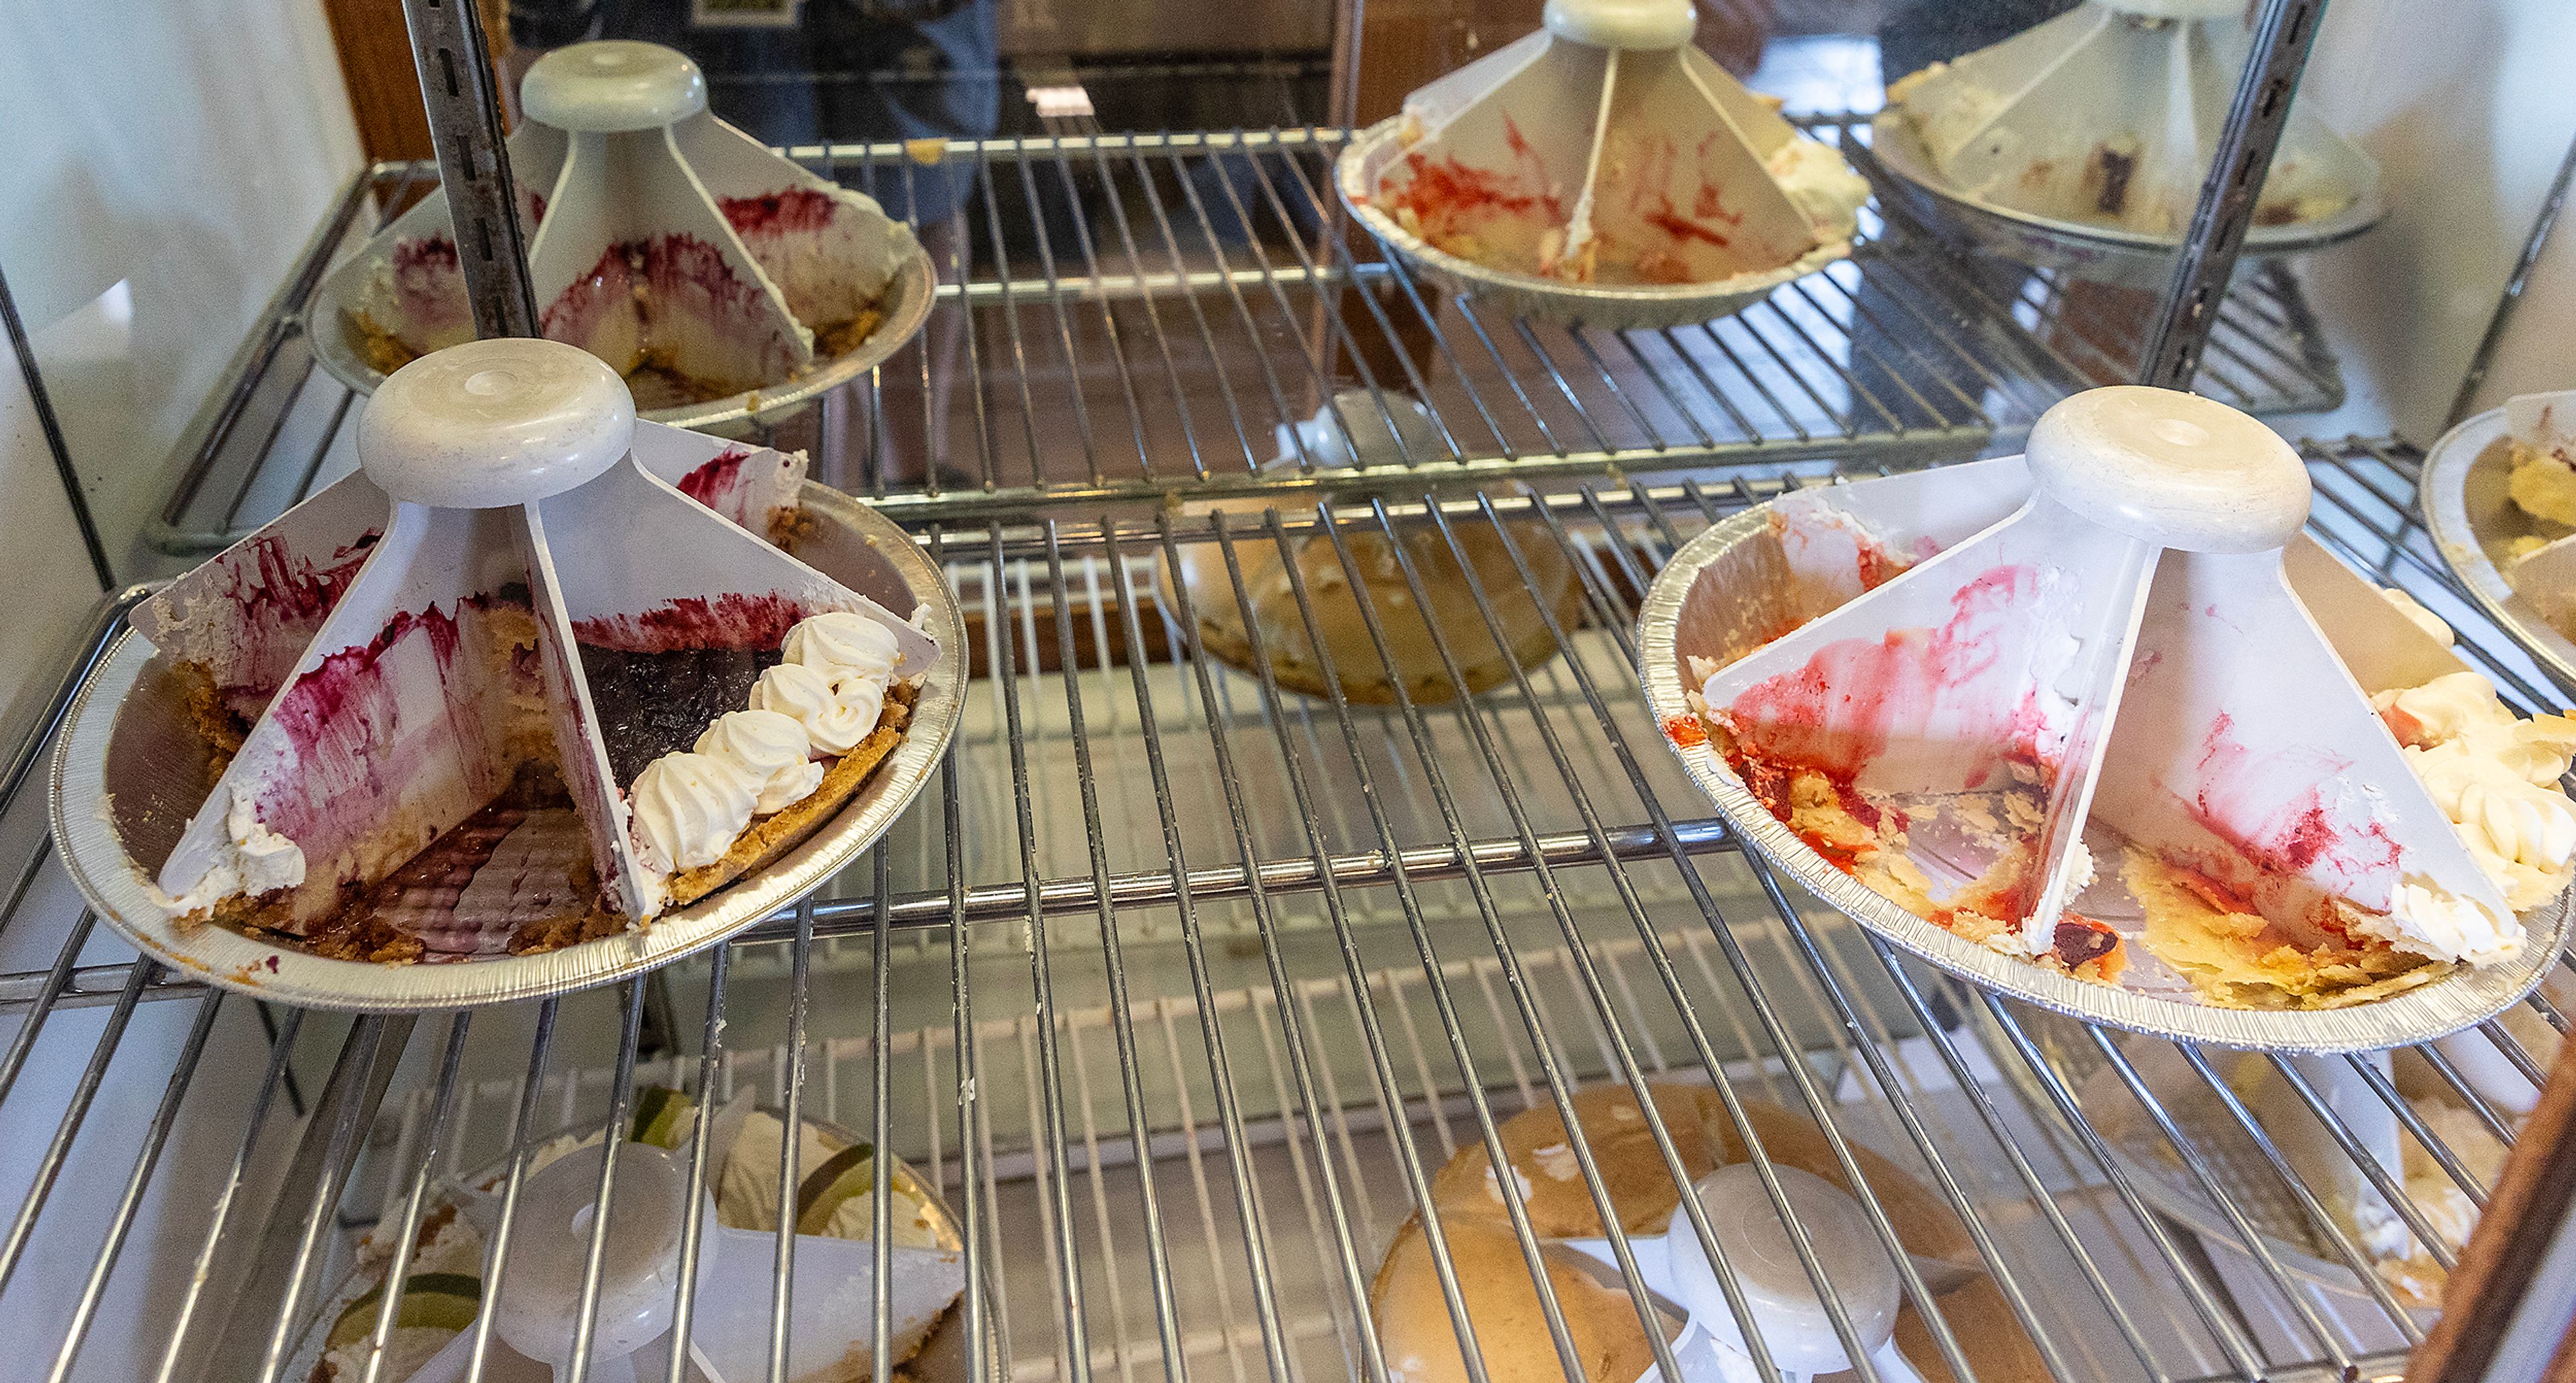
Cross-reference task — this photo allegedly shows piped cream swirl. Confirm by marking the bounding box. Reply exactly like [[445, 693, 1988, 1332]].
[[631, 752, 760, 873], [623, 610, 915, 910], [782, 609, 902, 680], [696, 709, 826, 813], [751, 662, 873, 755]]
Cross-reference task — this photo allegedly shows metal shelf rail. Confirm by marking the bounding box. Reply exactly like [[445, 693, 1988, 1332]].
[[152, 123, 2343, 554], [1, 435, 2563, 1383]]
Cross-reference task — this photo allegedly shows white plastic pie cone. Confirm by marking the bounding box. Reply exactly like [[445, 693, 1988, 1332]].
[[141, 337, 929, 944], [1373, 0, 1854, 286], [1556, 1164, 1931, 1383], [400, 1102, 966, 1383], [1699, 386, 2518, 972], [325, 40, 919, 402], [1887, 0, 2373, 235]]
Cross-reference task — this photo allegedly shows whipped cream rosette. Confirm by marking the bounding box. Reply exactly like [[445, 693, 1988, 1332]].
[[310, 40, 932, 425], [52, 336, 956, 1009], [1335, 0, 1870, 327], [1640, 385, 2576, 1050]]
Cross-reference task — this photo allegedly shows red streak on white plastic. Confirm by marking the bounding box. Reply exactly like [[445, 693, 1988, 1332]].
[[539, 244, 640, 346], [2177, 711, 2401, 900], [252, 591, 537, 848], [211, 530, 384, 701], [675, 448, 752, 509], [1723, 563, 2067, 790], [570, 591, 809, 652], [720, 189, 840, 238]]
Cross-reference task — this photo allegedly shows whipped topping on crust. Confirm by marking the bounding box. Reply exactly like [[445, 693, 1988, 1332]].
[[781, 609, 902, 681], [154, 787, 307, 916], [751, 662, 874, 755], [1764, 137, 1870, 238], [631, 753, 761, 873], [2376, 670, 2576, 936], [696, 709, 825, 814]]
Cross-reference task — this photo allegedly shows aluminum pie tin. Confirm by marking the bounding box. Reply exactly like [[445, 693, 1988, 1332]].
[[281, 1109, 972, 1383], [2422, 405, 2576, 695], [1853, 116, 2385, 293], [1635, 500, 2575, 1053], [304, 248, 937, 436], [48, 482, 965, 1012], [1335, 117, 1856, 330]]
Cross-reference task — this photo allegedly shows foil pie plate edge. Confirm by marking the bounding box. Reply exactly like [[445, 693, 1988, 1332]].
[[2420, 405, 2576, 696], [1635, 499, 2574, 1054], [47, 482, 967, 1013]]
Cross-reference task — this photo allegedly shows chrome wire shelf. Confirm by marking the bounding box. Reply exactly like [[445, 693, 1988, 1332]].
[[152, 123, 2341, 554], [4, 435, 2565, 1383]]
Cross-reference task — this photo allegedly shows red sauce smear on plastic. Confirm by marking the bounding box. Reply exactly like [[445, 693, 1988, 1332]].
[[570, 592, 810, 653], [721, 189, 841, 238], [676, 448, 753, 507]]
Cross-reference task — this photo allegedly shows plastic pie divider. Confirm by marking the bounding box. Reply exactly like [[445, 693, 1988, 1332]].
[[1690, 386, 2519, 990]]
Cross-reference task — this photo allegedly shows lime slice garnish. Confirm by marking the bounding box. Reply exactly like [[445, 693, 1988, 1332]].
[[327, 1272, 481, 1350], [793, 1139, 879, 1237], [629, 1086, 694, 1149]]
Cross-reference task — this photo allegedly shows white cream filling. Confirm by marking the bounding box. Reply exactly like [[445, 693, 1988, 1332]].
[[2375, 670, 2576, 927], [629, 752, 760, 874], [1764, 136, 1870, 238], [156, 788, 307, 915], [750, 662, 873, 756], [696, 709, 825, 814]]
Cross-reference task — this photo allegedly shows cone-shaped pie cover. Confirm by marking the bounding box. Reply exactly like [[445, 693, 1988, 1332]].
[[314, 40, 922, 416], [1336, 0, 1869, 326], [305, 1098, 966, 1383], [1643, 386, 2576, 1048], [130, 337, 933, 970], [1881, 0, 2375, 236]]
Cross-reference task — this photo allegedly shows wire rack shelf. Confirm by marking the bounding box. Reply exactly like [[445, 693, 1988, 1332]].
[[151, 123, 2341, 555], [3, 429, 2565, 1383]]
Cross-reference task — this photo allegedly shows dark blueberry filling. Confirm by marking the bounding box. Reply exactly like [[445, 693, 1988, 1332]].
[[578, 644, 784, 786]]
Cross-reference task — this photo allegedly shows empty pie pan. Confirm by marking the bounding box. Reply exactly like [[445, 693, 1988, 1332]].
[[1635, 497, 2574, 1052], [1334, 116, 1854, 331], [48, 482, 966, 1011], [1851, 117, 2385, 293], [2421, 404, 2576, 695]]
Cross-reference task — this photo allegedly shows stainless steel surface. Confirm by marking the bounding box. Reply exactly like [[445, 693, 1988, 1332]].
[[2135, 0, 2334, 389], [1633, 479, 2576, 1052], [1334, 117, 1860, 330], [154, 123, 2346, 554], [2447, 129, 2576, 429], [396, 0, 537, 340], [44, 485, 969, 1011], [9, 433, 2568, 1383], [2421, 406, 2576, 694], [1855, 115, 2385, 295]]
